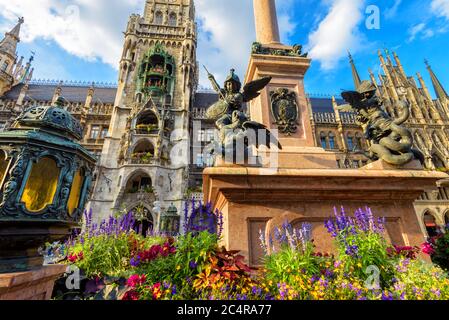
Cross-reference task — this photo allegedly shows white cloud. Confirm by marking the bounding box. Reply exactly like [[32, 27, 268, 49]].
[[408, 23, 435, 42], [195, 0, 297, 87], [306, 0, 366, 71], [0, 0, 297, 86], [431, 0, 449, 19], [0, 0, 143, 68]]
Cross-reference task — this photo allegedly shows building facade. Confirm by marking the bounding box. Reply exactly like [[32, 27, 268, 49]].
[[0, 2, 448, 236], [87, 0, 198, 229]]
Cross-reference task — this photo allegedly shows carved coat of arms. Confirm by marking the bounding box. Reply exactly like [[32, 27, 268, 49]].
[[270, 88, 299, 136]]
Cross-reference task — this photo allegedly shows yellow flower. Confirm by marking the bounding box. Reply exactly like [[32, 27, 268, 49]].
[[357, 263, 362, 268], [176, 265, 181, 271]]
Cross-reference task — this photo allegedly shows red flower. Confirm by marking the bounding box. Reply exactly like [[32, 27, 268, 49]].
[[127, 274, 147, 288], [421, 242, 435, 256], [152, 283, 162, 300], [122, 290, 140, 300]]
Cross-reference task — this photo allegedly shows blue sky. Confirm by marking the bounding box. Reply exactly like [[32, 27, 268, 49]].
[[0, 0, 448, 98]]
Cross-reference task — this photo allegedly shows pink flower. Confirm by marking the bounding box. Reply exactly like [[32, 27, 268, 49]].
[[127, 274, 147, 288], [421, 242, 435, 255]]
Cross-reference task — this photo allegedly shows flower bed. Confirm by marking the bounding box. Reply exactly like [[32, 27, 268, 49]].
[[52, 202, 449, 300]]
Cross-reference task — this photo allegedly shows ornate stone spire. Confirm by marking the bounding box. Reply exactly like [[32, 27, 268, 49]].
[[348, 51, 361, 89], [253, 0, 281, 45], [0, 17, 24, 57], [425, 59, 448, 102]]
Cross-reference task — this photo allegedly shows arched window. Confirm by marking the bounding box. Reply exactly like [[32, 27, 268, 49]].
[[131, 140, 155, 164], [423, 212, 438, 238], [154, 11, 163, 25], [320, 132, 327, 149], [21, 157, 60, 212], [355, 133, 363, 150], [168, 12, 177, 26], [136, 110, 158, 134], [1, 61, 9, 72], [347, 134, 354, 151], [125, 172, 152, 194], [131, 206, 154, 237], [328, 133, 336, 150]]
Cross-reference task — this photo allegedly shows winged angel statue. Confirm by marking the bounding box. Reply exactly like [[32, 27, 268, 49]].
[[204, 68, 282, 164], [338, 80, 424, 166]]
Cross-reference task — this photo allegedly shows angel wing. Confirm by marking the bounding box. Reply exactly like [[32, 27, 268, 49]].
[[242, 121, 283, 150], [242, 76, 272, 103], [341, 91, 363, 110]]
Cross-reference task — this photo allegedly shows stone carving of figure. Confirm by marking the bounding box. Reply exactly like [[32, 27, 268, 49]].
[[58, 171, 74, 212], [204, 68, 281, 163], [339, 81, 424, 166], [1, 153, 26, 212]]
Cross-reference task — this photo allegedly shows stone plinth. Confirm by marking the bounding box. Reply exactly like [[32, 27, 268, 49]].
[[245, 53, 338, 169], [0, 265, 66, 300], [203, 165, 447, 266]]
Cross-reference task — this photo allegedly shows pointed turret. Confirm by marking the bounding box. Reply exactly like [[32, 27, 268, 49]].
[[417, 72, 432, 102], [0, 18, 24, 95], [378, 50, 399, 101], [348, 51, 361, 90], [0, 17, 23, 58], [393, 52, 406, 78], [425, 59, 448, 102]]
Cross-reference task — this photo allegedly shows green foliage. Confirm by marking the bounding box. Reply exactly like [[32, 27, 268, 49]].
[[263, 242, 320, 284], [338, 231, 395, 287], [129, 232, 219, 299], [60, 208, 449, 301], [390, 259, 449, 300], [432, 231, 449, 272], [67, 233, 164, 278]]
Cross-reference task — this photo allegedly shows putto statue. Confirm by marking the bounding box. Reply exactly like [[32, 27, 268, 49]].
[[339, 81, 424, 166], [204, 67, 282, 164]]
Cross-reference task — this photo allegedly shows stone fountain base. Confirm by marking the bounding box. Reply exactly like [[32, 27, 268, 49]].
[[203, 160, 447, 266], [0, 264, 66, 300]]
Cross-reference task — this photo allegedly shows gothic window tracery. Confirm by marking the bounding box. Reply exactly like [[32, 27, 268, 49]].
[[168, 12, 177, 26], [154, 11, 163, 25], [328, 132, 337, 150]]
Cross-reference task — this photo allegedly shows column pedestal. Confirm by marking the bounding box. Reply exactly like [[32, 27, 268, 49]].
[[203, 163, 447, 266]]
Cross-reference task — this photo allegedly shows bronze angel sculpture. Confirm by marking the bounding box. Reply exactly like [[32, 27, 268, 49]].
[[338, 80, 424, 166], [204, 68, 282, 164]]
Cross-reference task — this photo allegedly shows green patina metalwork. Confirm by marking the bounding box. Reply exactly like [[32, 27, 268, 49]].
[[203, 68, 282, 164], [339, 81, 425, 166], [136, 43, 176, 100], [0, 102, 96, 220], [159, 203, 180, 235], [0, 98, 96, 271], [251, 42, 308, 58]]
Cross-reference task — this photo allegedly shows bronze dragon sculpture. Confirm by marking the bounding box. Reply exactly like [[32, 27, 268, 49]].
[[339, 81, 424, 166]]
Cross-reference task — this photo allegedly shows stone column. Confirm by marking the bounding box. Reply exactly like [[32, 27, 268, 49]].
[[253, 0, 281, 45]]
